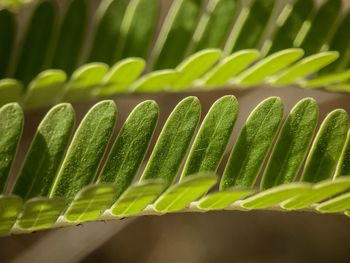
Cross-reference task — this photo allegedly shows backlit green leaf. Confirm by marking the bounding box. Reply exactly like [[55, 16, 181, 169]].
[[16, 198, 65, 231], [201, 50, 260, 87], [154, 172, 217, 213], [241, 183, 311, 210], [235, 49, 304, 86], [64, 184, 116, 223], [303, 69, 350, 88], [197, 189, 253, 211], [0, 196, 22, 235], [131, 70, 180, 93], [173, 49, 222, 90], [271, 52, 339, 85], [24, 70, 66, 109], [0, 79, 22, 107], [99, 58, 145, 96], [282, 177, 350, 210], [317, 192, 350, 213], [111, 180, 166, 217]]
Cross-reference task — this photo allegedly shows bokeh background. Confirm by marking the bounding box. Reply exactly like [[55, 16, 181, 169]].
[[2, 0, 350, 262]]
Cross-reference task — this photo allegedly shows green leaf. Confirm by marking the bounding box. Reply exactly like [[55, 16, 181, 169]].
[[131, 70, 180, 93], [114, 0, 160, 60], [235, 49, 304, 87], [0, 9, 15, 78], [201, 50, 260, 87], [322, 10, 350, 73], [197, 189, 253, 211], [0, 79, 22, 108], [172, 49, 222, 90], [99, 58, 145, 96], [98, 100, 159, 199], [316, 192, 350, 213], [88, 0, 128, 64], [335, 130, 350, 177], [181, 95, 239, 178], [282, 177, 350, 210], [261, 98, 318, 190], [241, 183, 311, 210], [50, 100, 117, 203], [220, 97, 283, 189], [141, 97, 201, 187], [16, 198, 65, 231], [111, 180, 166, 217], [0, 103, 23, 193], [64, 184, 116, 223], [191, 0, 239, 52], [24, 70, 66, 109], [270, 52, 339, 85], [326, 83, 350, 92], [0, 196, 22, 236], [154, 172, 217, 213], [12, 103, 75, 200], [50, 0, 88, 74], [14, 0, 57, 85], [63, 63, 109, 102], [152, 0, 205, 69], [230, 0, 276, 52], [300, 0, 342, 55], [267, 0, 314, 54], [301, 109, 349, 183], [303, 69, 350, 88]]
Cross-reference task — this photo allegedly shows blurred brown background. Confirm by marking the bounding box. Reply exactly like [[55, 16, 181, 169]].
[[2, 0, 350, 262]]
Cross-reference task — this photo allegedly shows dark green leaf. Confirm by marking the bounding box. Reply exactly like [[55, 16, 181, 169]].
[[0, 103, 23, 193], [50, 100, 117, 203], [0, 196, 22, 236], [220, 97, 283, 189], [0, 9, 15, 78], [13, 103, 75, 199]]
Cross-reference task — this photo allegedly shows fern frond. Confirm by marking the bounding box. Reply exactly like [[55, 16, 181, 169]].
[[1, 96, 350, 235], [1, 0, 350, 109]]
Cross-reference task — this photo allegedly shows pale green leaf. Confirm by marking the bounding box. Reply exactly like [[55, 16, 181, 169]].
[[317, 192, 350, 213], [235, 49, 304, 87], [63, 63, 109, 102], [201, 50, 260, 87], [270, 52, 339, 85], [99, 58, 145, 96], [303, 69, 350, 88], [172, 49, 221, 90], [24, 70, 66, 109], [131, 70, 180, 93]]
